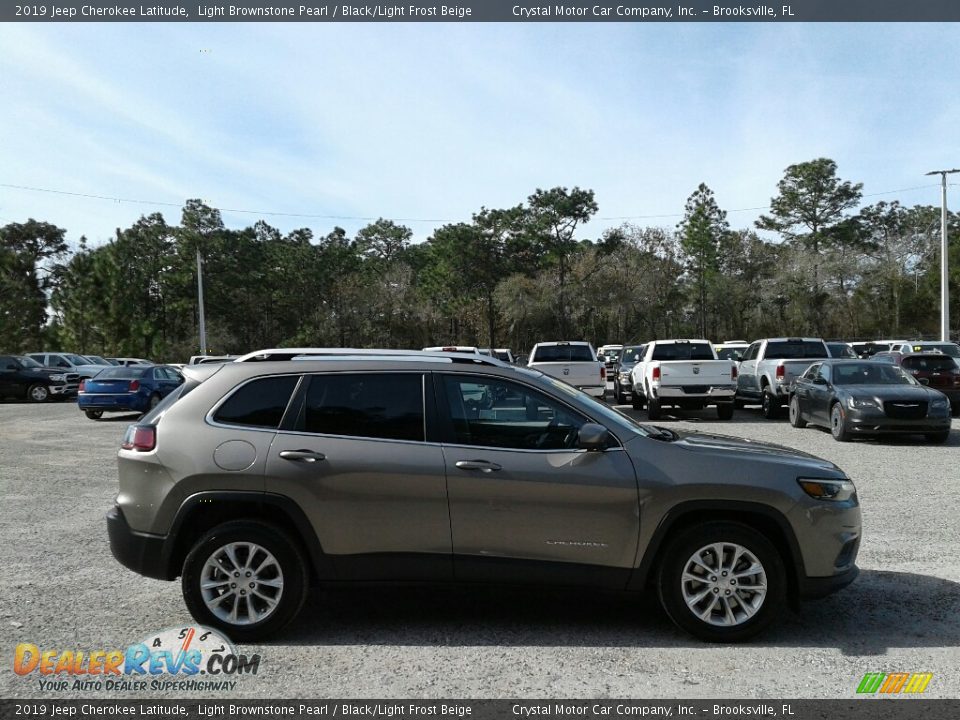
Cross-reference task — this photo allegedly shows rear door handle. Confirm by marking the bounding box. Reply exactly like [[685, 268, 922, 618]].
[[279, 449, 326, 463], [455, 460, 502, 473]]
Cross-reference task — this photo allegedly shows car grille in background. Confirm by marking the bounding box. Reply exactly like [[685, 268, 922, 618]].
[[883, 400, 927, 419], [681, 386, 710, 394]]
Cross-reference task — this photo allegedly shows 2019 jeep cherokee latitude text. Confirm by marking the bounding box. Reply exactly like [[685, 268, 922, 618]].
[[106, 354, 860, 643]]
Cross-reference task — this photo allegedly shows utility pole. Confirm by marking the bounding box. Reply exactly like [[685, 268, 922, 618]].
[[925, 168, 959, 342], [196, 249, 207, 355]]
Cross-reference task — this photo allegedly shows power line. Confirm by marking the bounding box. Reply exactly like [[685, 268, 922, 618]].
[[0, 180, 952, 225]]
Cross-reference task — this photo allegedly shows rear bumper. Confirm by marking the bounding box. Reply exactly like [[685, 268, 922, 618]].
[[579, 385, 606, 397], [106, 506, 170, 581], [652, 385, 736, 400], [79, 393, 148, 412]]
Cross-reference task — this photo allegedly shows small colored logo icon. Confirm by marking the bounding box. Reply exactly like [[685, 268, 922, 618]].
[[856, 672, 932, 694]]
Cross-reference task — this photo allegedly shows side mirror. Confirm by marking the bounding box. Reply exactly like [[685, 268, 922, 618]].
[[578, 423, 610, 451], [918, 378, 930, 386]]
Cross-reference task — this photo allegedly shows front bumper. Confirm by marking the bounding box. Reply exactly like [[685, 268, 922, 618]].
[[798, 564, 859, 599], [846, 407, 951, 434], [106, 506, 170, 581], [48, 384, 76, 397]]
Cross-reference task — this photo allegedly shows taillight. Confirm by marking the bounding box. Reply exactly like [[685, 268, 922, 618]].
[[121, 425, 156, 452], [776, 364, 785, 380], [78, 379, 86, 392], [600, 366, 606, 380], [652, 366, 661, 381], [731, 365, 738, 380], [129, 379, 140, 391]]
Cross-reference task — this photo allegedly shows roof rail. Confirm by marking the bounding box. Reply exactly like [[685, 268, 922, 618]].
[[233, 348, 505, 367]]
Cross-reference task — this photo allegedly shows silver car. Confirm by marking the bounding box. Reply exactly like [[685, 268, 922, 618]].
[[107, 352, 860, 643]]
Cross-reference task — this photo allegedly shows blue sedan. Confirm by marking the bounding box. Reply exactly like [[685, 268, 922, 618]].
[[78, 365, 183, 420]]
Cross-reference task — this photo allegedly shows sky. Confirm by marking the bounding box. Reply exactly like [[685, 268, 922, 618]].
[[1, 22, 959, 249]]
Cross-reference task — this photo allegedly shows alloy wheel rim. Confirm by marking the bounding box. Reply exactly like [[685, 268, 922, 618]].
[[200, 542, 284, 625], [31, 386, 48, 401], [681, 542, 767, 627], [832, 407, 842, 433]]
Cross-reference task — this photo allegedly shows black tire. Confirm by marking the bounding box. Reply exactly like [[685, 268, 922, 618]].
[[84, 410, 103, 420], [788, 395, 807, 428], [734, 397, 746, 410], [181, 520, 309, 642], [646, 398, 662, 421], [27, 383, 50, 403], [148, 393, 161, 409], [926, 431, 950, 444], [761, 388, 780, 419], [657, 521, 786, 643], [632, 393, 644, 411], [716, 403, 734, 421], [830, 403, 850, 442]]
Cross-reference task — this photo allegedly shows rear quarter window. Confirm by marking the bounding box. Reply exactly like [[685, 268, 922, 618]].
[[213, 375, 300, 429]]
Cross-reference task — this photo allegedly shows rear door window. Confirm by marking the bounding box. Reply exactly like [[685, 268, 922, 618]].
[[298, 373, 425, 442], [213, 375, 300, 429]]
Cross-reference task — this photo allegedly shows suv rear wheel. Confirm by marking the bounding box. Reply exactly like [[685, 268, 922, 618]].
[[181, 520, 308, 641], [657, 521, 785, 642]]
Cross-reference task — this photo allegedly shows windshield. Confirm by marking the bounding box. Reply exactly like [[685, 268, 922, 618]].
[[63, 353, 91, 365], [83, 355, 109, 364], [517, 368, 650, 438], [765, 341, 828, 360], [16, 356, 44, 369], [831, 362, 916, 386], [532, 345, 596, 362], [716, 347, 746, 361], [651, 343, 714, 361], [619, 346, 644, 363], [911, 343, 960, 358]]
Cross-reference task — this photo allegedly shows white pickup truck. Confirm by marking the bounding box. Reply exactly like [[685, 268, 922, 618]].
[[527, 341, 606, 397], [628, 339, 738, 420]]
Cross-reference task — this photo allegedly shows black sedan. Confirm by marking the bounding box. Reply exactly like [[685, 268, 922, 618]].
[[788, 359, 952, 443]]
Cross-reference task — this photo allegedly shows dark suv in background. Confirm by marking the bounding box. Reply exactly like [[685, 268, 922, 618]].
[[107, 352, 861, 644], [0, 354, 79, 402]]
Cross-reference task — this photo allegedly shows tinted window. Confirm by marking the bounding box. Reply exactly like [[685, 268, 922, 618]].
[[214, 375, 300, 428], [620, 346, 644, 363], [801, 363, 821, 381], [715, 347, 745, 361], [764, 341, 828, 360], [902, 355, 958, 372], [827, 343, 857, 359], [442, 375, 587, 450], [16, 356, 43, 369], [301, 373, 424, 442], [96, 367, 150, 379], [832, 363, 914, 386], [912, 343, 960, 358], [532, 345, 596, 362], [743, 343, 760, 361], [0, 356, 17, 370], [650, 343, 714, 361]]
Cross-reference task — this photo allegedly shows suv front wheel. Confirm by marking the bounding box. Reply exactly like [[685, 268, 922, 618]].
[[657, 521, 785, 642], [181, 520, 309, 642]]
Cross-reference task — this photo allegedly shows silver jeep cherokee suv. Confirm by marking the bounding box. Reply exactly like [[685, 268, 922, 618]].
[[106, 352, 861, 643]]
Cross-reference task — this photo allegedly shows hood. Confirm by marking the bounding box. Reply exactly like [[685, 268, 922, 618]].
[[667, 429, 841, 474], [843, 384, 941, 402]]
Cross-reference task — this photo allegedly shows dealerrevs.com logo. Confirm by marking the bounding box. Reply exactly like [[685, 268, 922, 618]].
[[13, 626, 260, 692], [856, 672, 933, 695]]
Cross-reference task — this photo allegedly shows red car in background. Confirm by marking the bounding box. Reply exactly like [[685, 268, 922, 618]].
[[873, 352, 960, 416]]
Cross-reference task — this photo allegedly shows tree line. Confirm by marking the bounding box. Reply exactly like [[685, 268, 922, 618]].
[[1, 158, 957, 361]]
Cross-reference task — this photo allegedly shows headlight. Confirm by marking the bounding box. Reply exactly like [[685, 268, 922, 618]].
[[798, 478, 857, 502], [619, 372, 630, 380], [930, 397, 949, 410], [848, 397, 879, 409], [49, 373, 66, 382]]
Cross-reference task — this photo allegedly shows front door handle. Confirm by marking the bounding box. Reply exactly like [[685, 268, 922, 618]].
[[279, 449, 326, 463], [455, 460, 502, 473]]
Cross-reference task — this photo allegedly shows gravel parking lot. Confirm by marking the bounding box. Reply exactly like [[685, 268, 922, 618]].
[[1, 401, 958, 700]]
